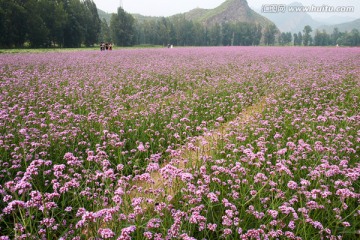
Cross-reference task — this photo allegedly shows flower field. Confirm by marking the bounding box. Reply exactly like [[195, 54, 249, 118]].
[[0, 47, 359, 239]]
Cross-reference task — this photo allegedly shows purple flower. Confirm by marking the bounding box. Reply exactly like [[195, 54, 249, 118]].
[[137, 142, 146, 152], [98, 228, 115, 239], [287, 181, 298, 190], [118, 225, 136, 240], [207, 192, 219, 203]]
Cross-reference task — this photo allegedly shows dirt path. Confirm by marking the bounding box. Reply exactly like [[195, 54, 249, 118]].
[[128, 96, 269, 208]]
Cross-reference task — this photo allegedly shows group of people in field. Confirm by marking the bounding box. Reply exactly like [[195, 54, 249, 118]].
[[100, 42, 113, 51]]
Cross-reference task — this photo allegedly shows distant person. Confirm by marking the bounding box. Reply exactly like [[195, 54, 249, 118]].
[[105, 43, 109, 50], [109, 43, 113, 50], [100, 42, 105, 51]]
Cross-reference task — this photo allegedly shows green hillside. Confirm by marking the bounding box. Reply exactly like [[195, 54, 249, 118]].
[[98, 0, 275, 28], [184, 0, 274, 27], [98, 9, 112, 23], [318, 18, 360, 32]]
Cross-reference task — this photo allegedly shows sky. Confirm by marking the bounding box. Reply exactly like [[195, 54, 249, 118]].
[[93, 0, 360, 19]]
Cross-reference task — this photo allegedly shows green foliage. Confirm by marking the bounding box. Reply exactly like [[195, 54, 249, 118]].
[[279, 32, 292, 46], [336, 29, 360, 46], [83, 0, 101, 47], [2, 0, 357, 49], [133, 17, 264, 47], [0, 0, 27, 47], [303, 25, 313, 46], [291, 26, 360, 47], [0, 0, 268, 48], [110, 7, 135, 46], [25, 0, 49, 48], [99, 18, 112, 43], [263, 24, 278, 45], [0, 0, 101, 48], [314, 30, 331, 46]]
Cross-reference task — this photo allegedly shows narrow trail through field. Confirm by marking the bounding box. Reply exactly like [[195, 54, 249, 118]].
[[128, 95, 270, 208]]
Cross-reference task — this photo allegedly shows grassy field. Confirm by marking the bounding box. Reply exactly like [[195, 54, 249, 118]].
[[0, 45, 165, 54], [0, 46, 359, 239]]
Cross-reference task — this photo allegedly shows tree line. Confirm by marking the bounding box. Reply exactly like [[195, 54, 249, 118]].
[[0, 0, 101, 48], [131, 15, 272, 47], [278, 25, 360, 47], [99, 10, 276, 47], [1, 2, 359, 48], [0, 1, 276, 48]]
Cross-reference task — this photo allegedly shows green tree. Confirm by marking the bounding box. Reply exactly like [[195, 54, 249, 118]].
[[236, 23, 250, 45], [182, 20, 196, 46], [24, 0, 49, 47], [338, 29, 360, 46], [110, 7, 135, 46], [209, 23, 222, 46], [263, 24, 277, 45], [303, 25, 312, 46], [251, 24, 262, 46], [221, 22, 233, 46], [38, 0, 67, 47], [279, 32, 292, 45], [171, 16, 195, 46], [297, 31, 303, 45], [83, 0, 101, 46], [331, 28, 340, 45], [192, 22, 206, 46], [293, 33, 298, 46], [350, 29, 360, 46], [62, 0, 87, 47], [156, 17, 172, 46], [314, 29, 330, 46], [99, 18, 112, 43], [0, 0, 27, 47], [286, 32, 292, 45]]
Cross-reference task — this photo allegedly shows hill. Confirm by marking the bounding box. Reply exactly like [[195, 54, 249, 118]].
[[184, 0, 274, 27], [98, 9, 112, 24], [317, 18, 360, 33], [97, 0, 275, 29], [313, 16, 356, 25]]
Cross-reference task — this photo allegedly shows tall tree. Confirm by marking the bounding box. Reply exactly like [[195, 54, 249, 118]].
[[99, 18, 112, 43], [293, 33, 298, 46], [24, 0, 49, 47], [297, 31, 303, 45], [0, 0, 27, 47], [303, 25, 312, 46], [279, 32, 292, 45], [83, 0, 101, 46], [156, 17, 171, 46], [331, 28, 340, 45], [62, 0, 87, 47], [192, 22, 206, 46], [350, 29, 360, 46], [252, 24, 262, 46], [208, 23, 222, 46], [338, 29, 360, 46], [263, 24, 277, 45], [110, 7, 135, 46], [221, 22, 233, 46], [38, 0, 67, 47], [314, 30, 330, 46]]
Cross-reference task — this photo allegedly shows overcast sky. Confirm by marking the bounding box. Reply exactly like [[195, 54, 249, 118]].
[[93, 0, 359, 18]]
